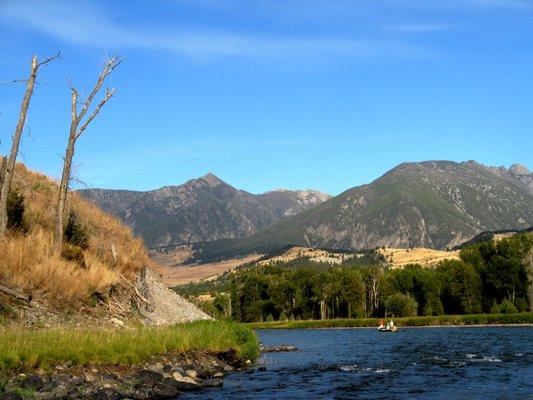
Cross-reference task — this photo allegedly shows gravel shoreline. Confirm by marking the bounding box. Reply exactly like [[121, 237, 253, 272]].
[[0, 349, 250, 399]]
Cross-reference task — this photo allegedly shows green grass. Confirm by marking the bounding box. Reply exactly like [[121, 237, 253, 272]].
[[248, 312, 533, 329], [0, 321, 259, 372]]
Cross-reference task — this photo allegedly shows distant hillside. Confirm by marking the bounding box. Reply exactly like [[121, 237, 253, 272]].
[[196, 161, 533, 260], [454, 226, 533, 249], [78, 174, 330, 248]]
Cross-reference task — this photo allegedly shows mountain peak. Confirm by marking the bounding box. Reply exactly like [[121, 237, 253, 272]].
[[198, 173, 224, 187], [509, 163, 530, 176]]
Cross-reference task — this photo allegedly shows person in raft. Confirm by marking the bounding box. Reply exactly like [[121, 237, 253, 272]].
[[378, 319, 385, 329]]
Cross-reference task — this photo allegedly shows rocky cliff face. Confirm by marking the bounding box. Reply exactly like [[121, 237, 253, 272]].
[[198, 161, 533, 259], [78, 174, 330, 248], [487, 163, 533, 196]]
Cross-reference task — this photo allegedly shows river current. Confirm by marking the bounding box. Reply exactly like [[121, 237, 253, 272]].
[[183, 326, 533, 399]]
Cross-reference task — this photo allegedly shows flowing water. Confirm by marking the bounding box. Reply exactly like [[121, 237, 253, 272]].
[[183, 326, 533, 399]]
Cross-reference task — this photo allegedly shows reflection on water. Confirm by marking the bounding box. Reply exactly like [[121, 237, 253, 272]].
[[182, 326, 533, 399]]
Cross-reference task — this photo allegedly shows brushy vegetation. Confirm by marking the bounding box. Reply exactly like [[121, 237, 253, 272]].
[[248, 312, 533, 329], [0, 321, 259, 372], [0, 163, 150, 308]]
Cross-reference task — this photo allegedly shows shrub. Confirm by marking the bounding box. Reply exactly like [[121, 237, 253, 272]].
[[6, 188, 25, 231], [64, 211, 89, 249], [514, 298, 529, 312], [61, 243, 86, 268], [385, 293, 418, 317], [490, 299, 518, 314]]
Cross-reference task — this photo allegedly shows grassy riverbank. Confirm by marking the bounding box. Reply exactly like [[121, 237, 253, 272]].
[[248, 312, 533, 329], [0, 321, 259, 372]]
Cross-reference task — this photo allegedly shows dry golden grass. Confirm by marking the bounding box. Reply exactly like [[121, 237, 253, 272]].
[[154, 254, 263, 286], [378, 247, 460, 269], [149, 245, 194, 267], [0, 163, 150, 308], [258, 246, 356, 265]]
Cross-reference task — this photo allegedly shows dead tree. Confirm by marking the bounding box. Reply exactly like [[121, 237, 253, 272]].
[[0, 53, 60, 238], [54, 56, 122, 250]]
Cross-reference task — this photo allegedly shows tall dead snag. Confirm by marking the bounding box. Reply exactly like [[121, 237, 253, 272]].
[[54, 56, 122, 250], [0, 53, 60, 238]]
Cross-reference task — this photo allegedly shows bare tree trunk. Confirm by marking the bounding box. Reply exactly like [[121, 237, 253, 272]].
[[54, 90, 79, 248], [320, 299, 327, 320], [0, 52, 60, 238], [0, 56, 38, 237], [53, 56, 121, 250], [226, 293, 232, 318], [0, 156, 6, 190]]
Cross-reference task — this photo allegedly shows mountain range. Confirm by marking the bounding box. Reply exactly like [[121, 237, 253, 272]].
[[78, 160, 533, 260], [78, 173, 331, 248], [196, 161, 533, 260]]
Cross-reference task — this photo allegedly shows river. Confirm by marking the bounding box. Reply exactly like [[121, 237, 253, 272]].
[[183, 326, 533, 399]]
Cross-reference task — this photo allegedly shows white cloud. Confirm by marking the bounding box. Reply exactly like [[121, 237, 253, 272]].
[[0, 0, 424, 63]]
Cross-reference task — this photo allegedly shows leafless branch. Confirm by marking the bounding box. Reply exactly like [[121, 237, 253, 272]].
[[77, 56, 122, 123], [76, 87, 115, 138], [36, 51, 61, 68], [0, 79, 29, 84], [0, 51, 60, 84]]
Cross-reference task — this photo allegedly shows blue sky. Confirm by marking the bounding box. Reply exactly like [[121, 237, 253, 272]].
[[1, 0, 532, 195]]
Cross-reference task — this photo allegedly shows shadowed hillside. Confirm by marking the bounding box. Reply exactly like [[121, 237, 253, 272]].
[[78, 174, 330, 248]]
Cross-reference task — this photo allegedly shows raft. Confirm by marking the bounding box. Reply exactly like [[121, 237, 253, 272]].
[[378, 325, 399, 332]]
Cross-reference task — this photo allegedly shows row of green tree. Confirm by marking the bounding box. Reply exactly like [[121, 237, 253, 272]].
[[194, 233, 532, 322]]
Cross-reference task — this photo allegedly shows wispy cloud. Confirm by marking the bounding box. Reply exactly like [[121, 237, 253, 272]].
[[384, 23, 452, 34], [0, 0, 424, 64], [467, 0, 533, 9], [179, 0, 533, 19]]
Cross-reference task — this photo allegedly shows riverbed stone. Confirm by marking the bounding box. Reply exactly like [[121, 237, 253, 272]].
[[86, 388, 123, 400], [173, 376, 199, 389], [21, 374, 44, 391], [185, 369, 197, 379], [52, 383, 69, 398], [172, 366, 185, 375], [136, 370, 164, 386], [214, 372, 225, 378], [200, 379, 223, 388]]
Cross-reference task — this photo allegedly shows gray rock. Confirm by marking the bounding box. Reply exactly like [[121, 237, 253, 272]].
[[136, 370, 163, 386], [262, 345, 298, 353], [172, 376, 199, 390], [171, 366, 185, 375], [200, 379, 223, 388], [21, 374, 44, 391], [51, 383, 69, 399], [85, 388, 123, 400], [40, 380, 59, 392], [213, 372, 224, 378], [102, 373, 118, 382]]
